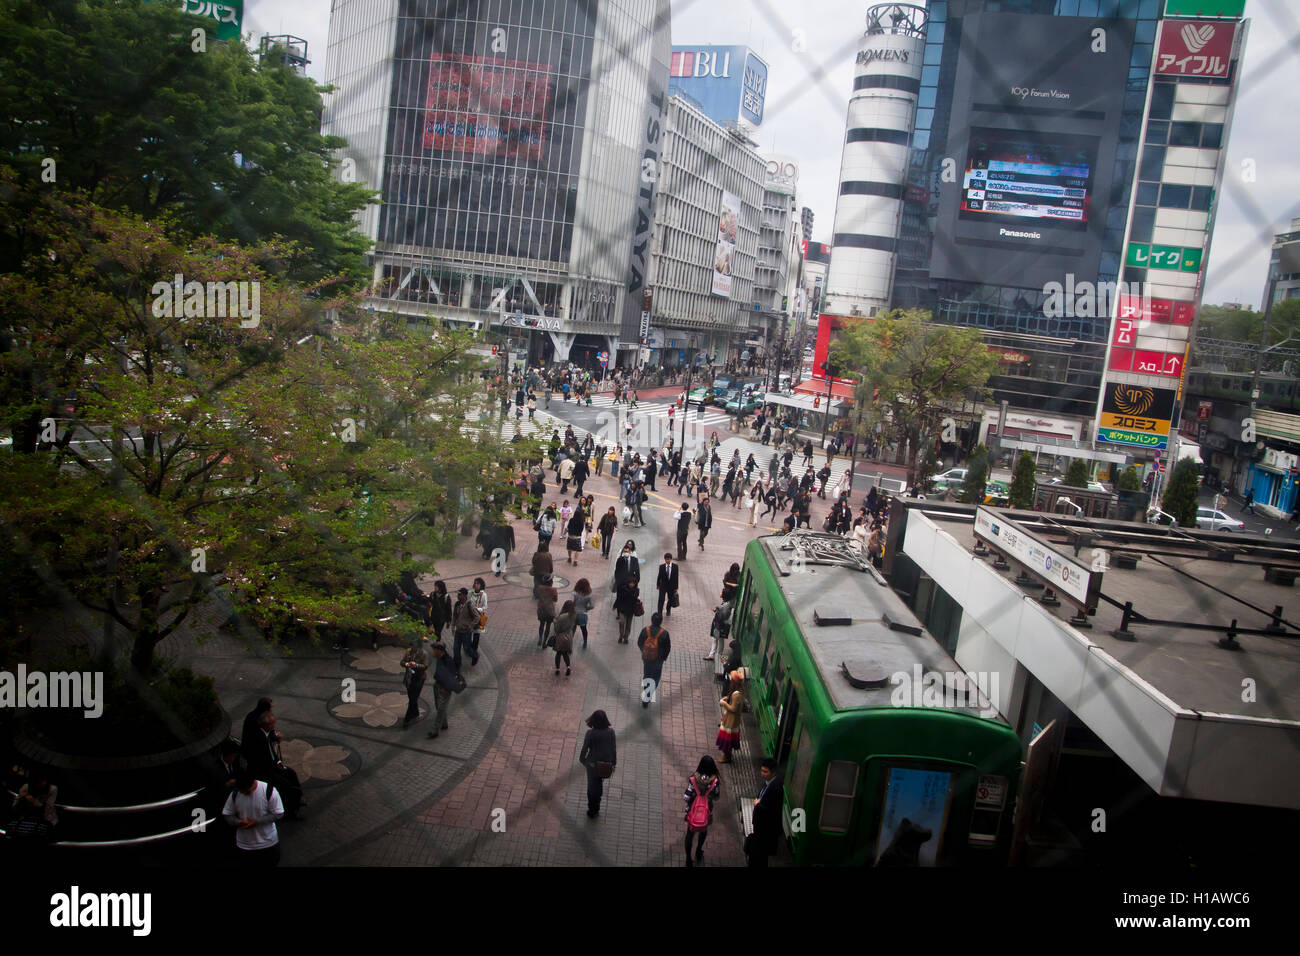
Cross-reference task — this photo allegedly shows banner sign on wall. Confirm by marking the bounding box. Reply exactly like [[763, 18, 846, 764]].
[[712, 191, 740, 298], [1154, 19, 1237, 78]]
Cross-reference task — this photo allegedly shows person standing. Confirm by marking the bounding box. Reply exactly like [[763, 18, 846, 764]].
[[614, 571, 641, 644], [746, 483, 762, 526], [429, 580, 452, 640], [645, 452, 658, 492], [536, 505, 557, 547], [531, 541, 554, 598], [598, 507, 618, 559], [720, 563, 741, 603], [579, 710, 617, 818], [566, 504, 586, 566], [469, 578, 487, 659], [656, 553, 679, 618], [452, 588, 479, 669], [536, 574, 559, 647], [676, 502, 693, 560], [696, 496, 713, 551], [706, 599, 732, 663], [717, 675, 743, 763], [683, 756, 721, 866], [747, 758, 784, 867], [527, 394, 537, 420], [553, 600, 577, 676], [426, 641, 457, 739], [400, 634, 431, 728], [223, 772, 285, 866], [636, 610, 671, 708], [572, 578, 594, 648]]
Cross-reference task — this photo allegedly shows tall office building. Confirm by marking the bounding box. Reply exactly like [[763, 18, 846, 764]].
[[819, 0, 1247, 464], [320, 0, 672, 369], [644, 94, 764, 368]]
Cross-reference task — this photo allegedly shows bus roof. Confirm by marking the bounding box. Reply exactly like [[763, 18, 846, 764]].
[[755, 534, 998, 718]]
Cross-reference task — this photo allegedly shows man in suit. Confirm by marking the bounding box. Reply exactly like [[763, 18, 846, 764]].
[[655, 553, 679, 617], [676, 503, 693, 561], [240, 698, 272, 748], [696, 497, 713, 550], [748, 757, 784, 867], [243, 710, 305, 820]]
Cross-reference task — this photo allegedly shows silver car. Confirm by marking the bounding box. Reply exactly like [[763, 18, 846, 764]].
[[1195, 507, 1244, 532]]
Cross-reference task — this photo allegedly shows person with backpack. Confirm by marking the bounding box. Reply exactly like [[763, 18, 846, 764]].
[[535, 505, 557, 546], [636, 610, 671, 708], [223, 771, 285, 866], [683, 756, 721, 866]]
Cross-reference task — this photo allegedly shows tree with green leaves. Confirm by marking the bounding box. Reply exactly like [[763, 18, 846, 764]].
[[0, 187, 533, 676], [827, 309, 998, 488], [1162, 458, 1200, 528], [1117, 466, 1142, 492], [960, 444, 990, 504], [1009, 451, 1036, 509], [1064, 458, 1091, 488], [0, 0, 375, 286]]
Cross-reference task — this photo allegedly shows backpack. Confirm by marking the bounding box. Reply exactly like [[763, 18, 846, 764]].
[[641, 628, 661, 661], [686, 775, 717, 831]]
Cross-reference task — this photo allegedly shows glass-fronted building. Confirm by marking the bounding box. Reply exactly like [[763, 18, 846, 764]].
[[321, 0, 672, 368]]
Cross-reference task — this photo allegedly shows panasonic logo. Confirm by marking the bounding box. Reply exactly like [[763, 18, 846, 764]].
[[999, 228, 1042, 239]]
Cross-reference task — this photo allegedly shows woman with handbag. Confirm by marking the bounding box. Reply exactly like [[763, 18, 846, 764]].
[[579, 710, 617, 818], [552, 600, 577, 676], [613, 571, 641, 644], [572, 578, 594, 648], [635, 611, 671, 708], [720, 563, 741, 604], [535, 505, 557, 547], [565, 502, 586, 566], [536, 574, 559, 648]]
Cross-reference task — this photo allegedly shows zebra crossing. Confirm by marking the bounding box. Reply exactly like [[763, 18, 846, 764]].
[[474, 397, 863, 492]]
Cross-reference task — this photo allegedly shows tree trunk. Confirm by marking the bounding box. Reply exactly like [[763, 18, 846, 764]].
[[130, 592, 163, 676]]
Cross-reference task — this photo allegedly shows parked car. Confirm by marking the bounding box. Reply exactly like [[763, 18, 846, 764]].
[[983, 480, 1010, 506], [725, 389, 765, 415], [1195, 507, 1244, 532]]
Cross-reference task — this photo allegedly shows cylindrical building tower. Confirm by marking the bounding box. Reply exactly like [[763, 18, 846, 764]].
[[823, 3, 927, 318]]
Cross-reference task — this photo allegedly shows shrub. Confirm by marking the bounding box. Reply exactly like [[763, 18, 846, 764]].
[[1010, 452, 1037, 508], [1064, 458, 1091, 487]]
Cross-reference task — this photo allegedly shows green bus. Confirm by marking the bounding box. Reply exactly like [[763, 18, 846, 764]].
[[735, 533, 1023, 865]]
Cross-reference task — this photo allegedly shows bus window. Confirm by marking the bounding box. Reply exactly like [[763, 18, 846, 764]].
[[769, 654, 786, 705], [820, 761, 859, 833], [748, 605, 764, 654], [776, 684, 800, 766], [788, 724, 813, 810]]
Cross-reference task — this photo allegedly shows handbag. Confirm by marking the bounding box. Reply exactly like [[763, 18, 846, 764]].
[[595, 761, 615, 778], [478, 612, 487, 630], [634, 598, 645, 617], [590, 530, 601, 550], [669, 591, 679, 609]]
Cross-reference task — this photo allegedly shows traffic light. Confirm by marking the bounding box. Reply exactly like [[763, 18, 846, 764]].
[[491, 344, 499, 354]]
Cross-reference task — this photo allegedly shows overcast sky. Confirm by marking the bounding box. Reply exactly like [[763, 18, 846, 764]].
[[247, 0, 1299, 309]]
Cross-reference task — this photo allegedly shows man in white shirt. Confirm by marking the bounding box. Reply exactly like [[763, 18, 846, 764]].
[[223, 772, 285, 866]]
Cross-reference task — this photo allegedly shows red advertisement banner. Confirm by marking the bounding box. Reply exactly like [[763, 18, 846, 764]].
[[1154, 20, 1236, 78], [1118, 294, 1195, 325], [1109, 348, 1185, 379], [423, 55, 554, 161]]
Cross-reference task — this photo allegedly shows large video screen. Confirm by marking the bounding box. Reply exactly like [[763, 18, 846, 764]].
[[960, 128, 1098, 230], [379, 0, 597, 264], [875, 766, 953, 866], [929, 13, 1134, 290]]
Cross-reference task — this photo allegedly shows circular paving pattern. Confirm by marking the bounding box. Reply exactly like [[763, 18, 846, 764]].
[[346, 646, 408, 674], [279, 737, 361, 788], [502, 570, 571, 591], [329, 689, 422, 729]]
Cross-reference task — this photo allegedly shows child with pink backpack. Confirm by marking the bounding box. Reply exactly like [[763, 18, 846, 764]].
[[683, 756, 721, 866]]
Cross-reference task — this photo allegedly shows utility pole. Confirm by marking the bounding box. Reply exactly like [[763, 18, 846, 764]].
[[820, 359, 836, 448]]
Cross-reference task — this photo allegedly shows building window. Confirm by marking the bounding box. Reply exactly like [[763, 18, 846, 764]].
[[820, 761, 858, 833], [1136, 181, 1160, 206], [1149, 82, 1175, 120], [1169, 121, 1201, 147], [1145, 120, 1169, 145], [1201, 123, 1224, 149], [1139, 144, 1165, 180], [1159, 183, 1192, 209], [1190, 186, 1214, 212]]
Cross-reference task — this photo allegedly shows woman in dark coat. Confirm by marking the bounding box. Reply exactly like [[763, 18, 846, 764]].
[[579, 710, 617, 818], [429, 580, 452, 640], [613, 571, 641, 644], [720, 563, 741, 603]]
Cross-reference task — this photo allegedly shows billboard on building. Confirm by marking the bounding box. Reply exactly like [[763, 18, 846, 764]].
[[1153, 19, 1237, 78], [929, 13, 1134, 291], [712, 191, 741, 298], [668, 45, 767, 128], [156, 1, 244, 42], [379, 0, 598, 263], [763, 155, 799, 197]]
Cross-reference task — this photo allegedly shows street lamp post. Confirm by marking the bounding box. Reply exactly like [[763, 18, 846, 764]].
[[820, 360, 837, 448]]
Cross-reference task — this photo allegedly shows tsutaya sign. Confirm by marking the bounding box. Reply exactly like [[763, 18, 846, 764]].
[[973, 508, 1100, 611]]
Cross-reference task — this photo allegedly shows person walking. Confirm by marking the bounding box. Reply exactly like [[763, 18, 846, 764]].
[[747, 758, 784, 867], [613, 538, 640, 594], [565, 504, 586, 566], [1243, 489, 1256, 516], [817, 463, 832, 499], [536, 574, 559, 647], [720, 562, 740, 603], [527, 394, 537, 420], [579, 710, 616, 818], [573, 454, 589, 497], [614, 571, 641, 645], [802, 440, 814, 468], [536, 505, 557, 547], [428, 580, 452, 640], [696, 496, 713, 551], [559, 455, 575, 494], [597, 507, 618, 559], [636, 611, 671, 708], [469, 577, 487, 659], [531, 541, 553, 599], [706, 598, 732, 663], [656, 552, 679, 618], [426, 641, 458, 739], [553, 600, 577, 676], [746, 483, 762, 526], [572, 578, 594, 648], [717, 675, 743, 764], [676, 502, 693, 560], [400, 634, 431, 729], [451, 588, 480, 669], [683, 756, 721, 866]]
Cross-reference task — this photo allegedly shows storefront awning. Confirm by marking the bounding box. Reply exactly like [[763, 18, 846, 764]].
[[792, 378, 856, 402], [762, 392, 844, 414]]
